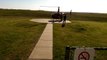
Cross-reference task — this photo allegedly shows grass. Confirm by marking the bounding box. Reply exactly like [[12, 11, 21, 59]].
[[0, 9, 51, 18], [0, 16, 46, 60], [66, 12, 107, 22], [0, 9, 107, 60], [53, 20, 107, 60]]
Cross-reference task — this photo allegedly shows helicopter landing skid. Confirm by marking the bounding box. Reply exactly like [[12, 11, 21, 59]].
[[48, 19, 62, 23]]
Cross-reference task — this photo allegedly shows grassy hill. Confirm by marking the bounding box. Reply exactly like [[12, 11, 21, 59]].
[[67, 12, 107, 22], [0, 9, 48, 60], [0, 9, 107, 60], [54, 12, 107, 60], [54, 21, 107, 60], [0, 9, 51, 18], [0, 16, 46, 60], [0, 9, 107, 21]]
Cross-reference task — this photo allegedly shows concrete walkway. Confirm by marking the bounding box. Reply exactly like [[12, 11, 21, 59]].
[[28, 23, 53, 60], [28, 19, 71, 60]]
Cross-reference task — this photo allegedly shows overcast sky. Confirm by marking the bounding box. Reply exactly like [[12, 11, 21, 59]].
[[0, 0, 107, 13]]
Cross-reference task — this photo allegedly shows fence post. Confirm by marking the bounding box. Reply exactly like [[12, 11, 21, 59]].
[[65, 46, 70, 60]]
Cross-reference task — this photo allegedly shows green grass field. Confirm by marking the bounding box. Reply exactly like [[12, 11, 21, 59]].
[[0, 16, 46, 60], [0, 9, 51, 18], [0, 9, 107, 60], [53, 20, 107, 60]]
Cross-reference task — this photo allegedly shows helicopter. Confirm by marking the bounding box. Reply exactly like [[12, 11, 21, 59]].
[[51, 7, 62, 19], [40, 6, 64, 22], [49, 6, 67, 23], [40, 6, 71, 27]]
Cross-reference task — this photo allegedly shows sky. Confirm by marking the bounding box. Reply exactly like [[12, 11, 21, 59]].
[[0, 0, 107, 13]]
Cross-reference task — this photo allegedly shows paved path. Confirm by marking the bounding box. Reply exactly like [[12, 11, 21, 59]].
[[28, 23, 53, 60], [28, 19, 71, 60]]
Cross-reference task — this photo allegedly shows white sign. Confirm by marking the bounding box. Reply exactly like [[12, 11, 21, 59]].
[[74, 48, 95, 60]]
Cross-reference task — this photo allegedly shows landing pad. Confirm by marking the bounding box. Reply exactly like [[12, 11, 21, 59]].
[[30, 19, 71, 23]]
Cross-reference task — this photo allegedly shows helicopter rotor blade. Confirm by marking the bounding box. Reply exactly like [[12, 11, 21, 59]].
[[40, 6, 59, 8]]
